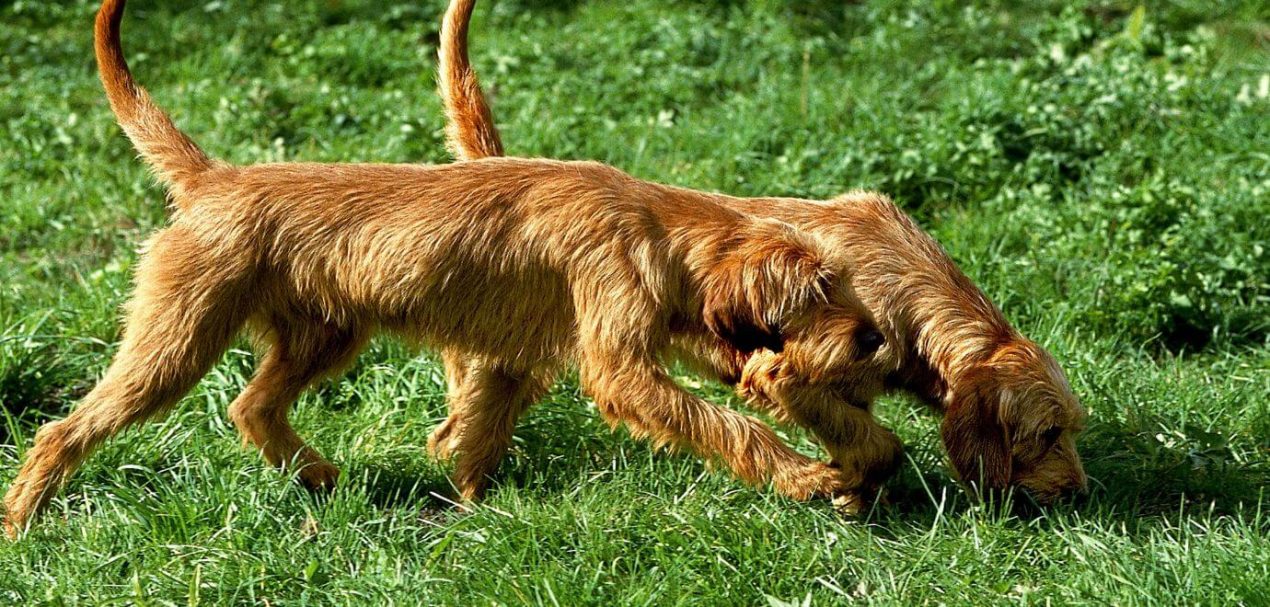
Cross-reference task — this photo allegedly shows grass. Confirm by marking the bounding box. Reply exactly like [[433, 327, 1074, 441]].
[[1, 0, 1268, 604]]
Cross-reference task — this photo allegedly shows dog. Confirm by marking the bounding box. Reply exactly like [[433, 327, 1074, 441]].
[[1, 0, 896, 537], [436, 0, 1088, 506]]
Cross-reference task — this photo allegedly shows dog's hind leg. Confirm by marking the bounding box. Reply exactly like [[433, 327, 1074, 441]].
[[228, 320, 367, 492], [426, 349, 470, 460], [3, 229, 252, 537], [447, 361, 552, 500]]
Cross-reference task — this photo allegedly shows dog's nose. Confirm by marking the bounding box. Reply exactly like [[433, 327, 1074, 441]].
[[1072, 474, 1090, 497], [857, 328, 885, 357]]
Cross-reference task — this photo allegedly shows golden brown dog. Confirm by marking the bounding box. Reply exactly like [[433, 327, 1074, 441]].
[[437, 0, 1087, 506], [1, 0, 897, 537]]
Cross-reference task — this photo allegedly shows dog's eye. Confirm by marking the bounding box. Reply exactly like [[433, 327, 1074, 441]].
[[855, 328, 885, 358], [1041, 426, 1062, 446]]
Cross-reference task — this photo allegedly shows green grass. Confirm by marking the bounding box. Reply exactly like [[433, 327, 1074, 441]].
[[2, 0, 1268, 604]]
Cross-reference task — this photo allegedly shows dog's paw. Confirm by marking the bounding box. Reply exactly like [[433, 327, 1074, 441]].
[[775, 461, 852, 501], [831, 492, 867, 517], [824, 429, 904, 489], [298, 461, 340, 493], [778, 459, 892, 515], [737, 349, 780, 395], [427, 416, 462, 460], [830, 485, 891, 517]]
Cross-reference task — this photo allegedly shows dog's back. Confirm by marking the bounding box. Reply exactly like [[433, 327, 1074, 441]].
[[171, 158, 660, 359]]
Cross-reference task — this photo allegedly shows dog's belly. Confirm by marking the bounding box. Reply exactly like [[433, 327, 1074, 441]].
[[390, 261, 578, 365], [275, 240, 578, 366]]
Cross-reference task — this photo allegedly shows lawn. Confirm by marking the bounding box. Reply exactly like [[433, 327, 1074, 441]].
[[1, 0, 1268, 604]]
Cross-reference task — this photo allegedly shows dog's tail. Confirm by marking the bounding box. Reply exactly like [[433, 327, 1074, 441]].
[[96, 0, 217, 198], [438, 0, 504, 160]]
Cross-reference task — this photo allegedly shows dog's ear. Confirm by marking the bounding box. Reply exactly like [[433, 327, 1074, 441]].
[[703, 221, 832, 354], [940, 366, 1013, 493]]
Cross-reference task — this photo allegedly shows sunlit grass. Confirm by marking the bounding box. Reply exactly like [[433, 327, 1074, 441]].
[[1, 0, 1266, 604]]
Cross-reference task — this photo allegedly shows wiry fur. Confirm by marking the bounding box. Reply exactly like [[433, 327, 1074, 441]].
[[436, 0, 1087, 506], [94, 0, 219, 197], [1, 0, 891, 537], [438, 0, 503, 160], [730, 192, 1088, 504]]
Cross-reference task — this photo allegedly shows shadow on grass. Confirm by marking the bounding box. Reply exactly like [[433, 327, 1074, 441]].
[[287, 378, 1266, 533], [0, 344, 95, 447], [1077, 422, 1268, 516], [496, 397, 1267, 531], [875, 422, 1268, 533], [348, 458, 456, 512]]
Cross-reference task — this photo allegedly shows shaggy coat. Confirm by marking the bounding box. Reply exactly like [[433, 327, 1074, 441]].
[[2, 0, 892, 536], [436, 0, 1088, 506]]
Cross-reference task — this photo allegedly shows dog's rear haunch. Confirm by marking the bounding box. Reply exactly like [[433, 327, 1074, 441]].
[[2, 0, 890, 537]]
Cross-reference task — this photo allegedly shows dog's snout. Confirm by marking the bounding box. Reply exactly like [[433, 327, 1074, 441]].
[[1051, 482, 1088, 505], [1072, 474, 1090, 498], [857, 328, 885, 357]]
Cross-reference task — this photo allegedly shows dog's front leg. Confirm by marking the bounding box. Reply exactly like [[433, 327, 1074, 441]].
[[738, 350, 903, 513], [812, 415, 903, 512], [581, 358, 847, 501]]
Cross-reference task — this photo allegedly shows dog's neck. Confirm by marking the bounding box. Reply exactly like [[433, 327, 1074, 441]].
[[862, 236, 1017, 410], [717, 194, 1018, 410], [654, 188, 1019, 410], [649, 184, 764, 275], [904, 286, 1015, 407]]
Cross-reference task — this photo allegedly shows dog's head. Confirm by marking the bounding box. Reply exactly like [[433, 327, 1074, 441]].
[[701, 217, 886, 378], [941, 339, 1087, 505]]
